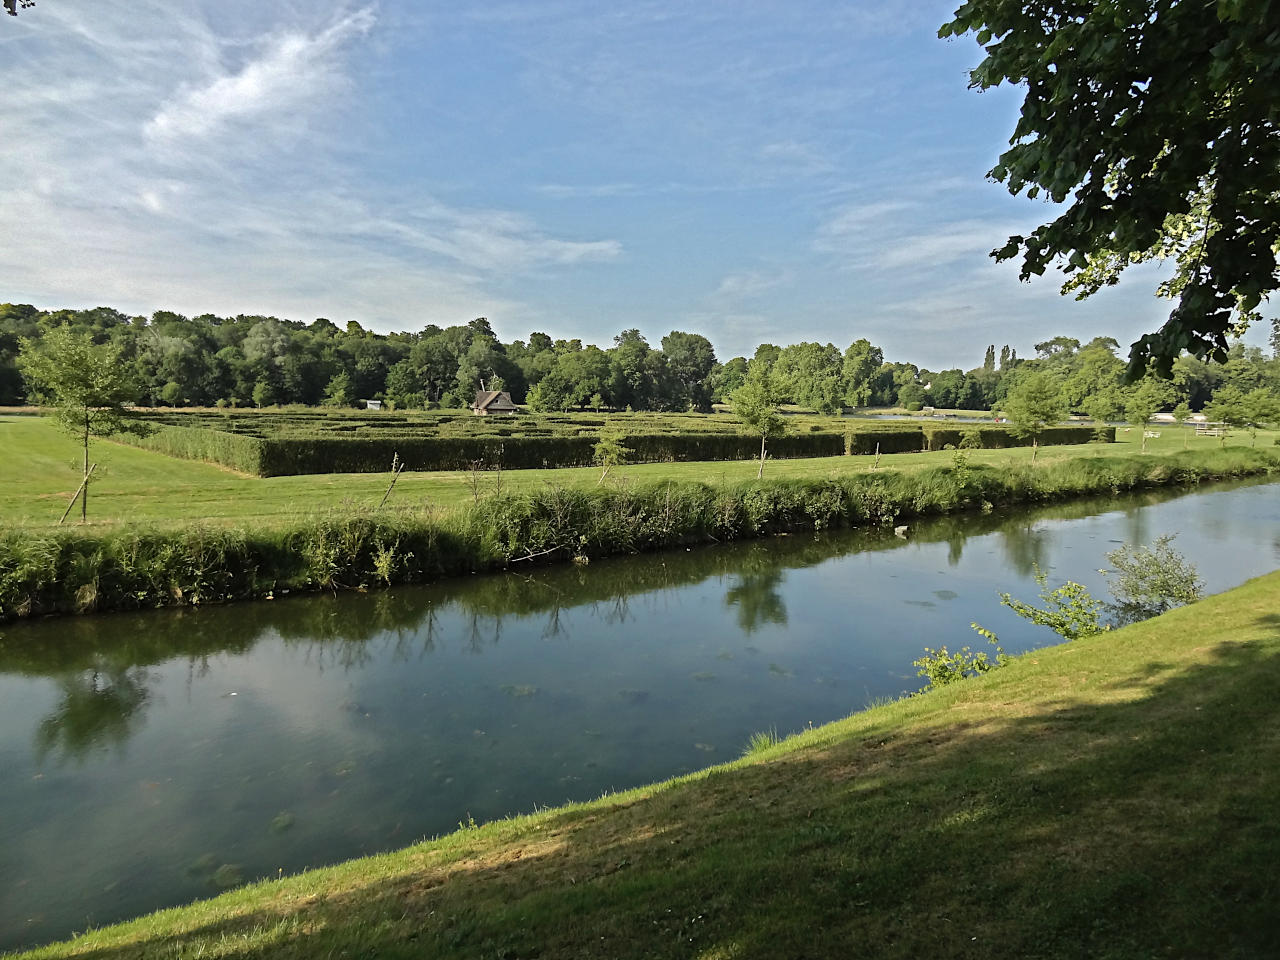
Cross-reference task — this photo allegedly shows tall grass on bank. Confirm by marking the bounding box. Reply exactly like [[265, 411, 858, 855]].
[[2, 447, 1275, 622]]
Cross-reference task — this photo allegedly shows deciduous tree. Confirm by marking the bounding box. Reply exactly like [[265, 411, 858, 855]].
[[732, 366, 787, 479], [1003, 372, 1065, 461], [942, 0, 1280, 375], [17, 327, 147, 522]]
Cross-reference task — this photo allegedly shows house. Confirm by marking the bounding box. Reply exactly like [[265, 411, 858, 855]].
[[365, 399, 383, 411], [471, 390, 519, 416]]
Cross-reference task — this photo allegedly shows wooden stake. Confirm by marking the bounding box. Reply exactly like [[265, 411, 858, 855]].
[[377, 453, 405, 509], [59, 462, 97, 525]]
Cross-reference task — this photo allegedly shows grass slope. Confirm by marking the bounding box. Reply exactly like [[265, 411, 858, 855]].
[[3, 414, 1273, 528], [15, 572, 1280, 959]]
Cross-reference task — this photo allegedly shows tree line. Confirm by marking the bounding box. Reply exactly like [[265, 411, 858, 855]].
[[1, 302, 1277, 415]]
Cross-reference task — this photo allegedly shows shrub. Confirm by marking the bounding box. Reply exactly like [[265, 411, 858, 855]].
[[1104, 535, 1203, 623], [914, 635, 1008, 690]]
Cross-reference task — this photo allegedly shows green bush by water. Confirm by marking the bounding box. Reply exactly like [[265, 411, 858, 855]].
[[0, 447, 1272, 621]]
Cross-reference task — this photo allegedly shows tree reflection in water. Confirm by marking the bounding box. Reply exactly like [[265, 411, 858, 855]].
[[36, 665, 154, 765], [724, 547, 788, 634]]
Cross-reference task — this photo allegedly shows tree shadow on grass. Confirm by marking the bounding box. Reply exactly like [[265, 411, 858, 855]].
[[39, 617, 1280, 960]]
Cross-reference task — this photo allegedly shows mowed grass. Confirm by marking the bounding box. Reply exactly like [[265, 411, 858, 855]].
[[15, 570, 1280, 959], [2, 413, 1275, 528]]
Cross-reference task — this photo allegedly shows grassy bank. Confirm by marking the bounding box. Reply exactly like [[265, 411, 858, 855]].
[[0, 415, 1270, 528], [14, 569, 1280, 959], [2, 444, 1276, 621]]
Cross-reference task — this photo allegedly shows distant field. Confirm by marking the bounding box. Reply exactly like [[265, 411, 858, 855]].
[[2, 414, 1272, 529]]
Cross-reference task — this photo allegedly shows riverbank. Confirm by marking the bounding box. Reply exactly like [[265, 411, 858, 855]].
[[2, 446, 1277, 621], [13, 568, 1280, 958]]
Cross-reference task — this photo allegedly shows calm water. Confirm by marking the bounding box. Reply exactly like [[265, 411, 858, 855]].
[[2, 479, 1278, 949]]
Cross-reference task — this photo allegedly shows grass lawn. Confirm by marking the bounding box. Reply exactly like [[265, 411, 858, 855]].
[[14, 569, 1280, 959], [4, 414, 1274, 529]]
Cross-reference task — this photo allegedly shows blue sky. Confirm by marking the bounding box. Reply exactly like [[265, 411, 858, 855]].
[[0, 1, 1251, 369]]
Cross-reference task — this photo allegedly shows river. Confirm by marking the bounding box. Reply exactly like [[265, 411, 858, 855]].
[[1, 478, 1277, 950]]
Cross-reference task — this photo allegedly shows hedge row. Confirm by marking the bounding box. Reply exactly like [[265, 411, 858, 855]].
[[921, 424, 1114, 451], [131, 425, 268, 475], [253, 431, 853, 475], [3, 447, 1273, 621], [122, 423, 1107, 476]]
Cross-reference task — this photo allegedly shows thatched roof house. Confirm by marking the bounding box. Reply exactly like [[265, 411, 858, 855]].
[[471, 390, 519, 416]]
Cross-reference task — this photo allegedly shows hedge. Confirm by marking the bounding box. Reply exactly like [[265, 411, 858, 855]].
[[131, 425, 267, 475], [921, 424, 1112, 451], [120, 420, 1106, 477]]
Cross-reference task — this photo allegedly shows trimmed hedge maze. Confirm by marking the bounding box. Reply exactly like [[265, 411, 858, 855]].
[[126, 409, 1112, 476]]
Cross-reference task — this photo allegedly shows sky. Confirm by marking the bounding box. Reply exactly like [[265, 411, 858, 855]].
[[1, 1, 1261, 370]]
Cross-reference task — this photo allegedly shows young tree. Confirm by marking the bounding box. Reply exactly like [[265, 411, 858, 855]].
[[731, 368, 787, 479], [592, 433, 630, 483], [1171, 401, 1193, 449], [1002, 372, 1065, 462], [1237, 387, 1280, 445], [18, 327, 146, 522], [1123, 377, 1174, 453], [1125, 392, 1158, 454], [942, 1, 1280, 375]]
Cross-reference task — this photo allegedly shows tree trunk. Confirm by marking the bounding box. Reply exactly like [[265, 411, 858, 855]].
[[82, 416, 90, 524], [1031, 436, 1038, 463], [757, 435, 766, 479]]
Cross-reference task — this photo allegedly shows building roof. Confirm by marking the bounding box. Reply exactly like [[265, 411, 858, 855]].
[[472, 390, 518, 411]]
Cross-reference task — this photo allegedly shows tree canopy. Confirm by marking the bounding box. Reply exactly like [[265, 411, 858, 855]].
[[3, 301, 1276, 418], [941, 0, 1280, 376]]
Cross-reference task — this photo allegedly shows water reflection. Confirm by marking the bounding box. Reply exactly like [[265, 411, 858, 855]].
[[997, 519, 1052, 577], [35, 667, 153, 765], [724, 546, 789, 633], [3, 478, 1275, 766], [1, 477, 1278, 950]]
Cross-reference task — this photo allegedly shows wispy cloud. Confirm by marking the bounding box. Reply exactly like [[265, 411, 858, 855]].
[[713, 269, 792, 300], [536, 182, 648, 199], [146, 7, 376, 143], [815, 200, 919, 251], [871, 220, 1027, 271], [758, 140, 834, 177], [0, 2, 620, 333], [815, 196, 1030, 276]]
